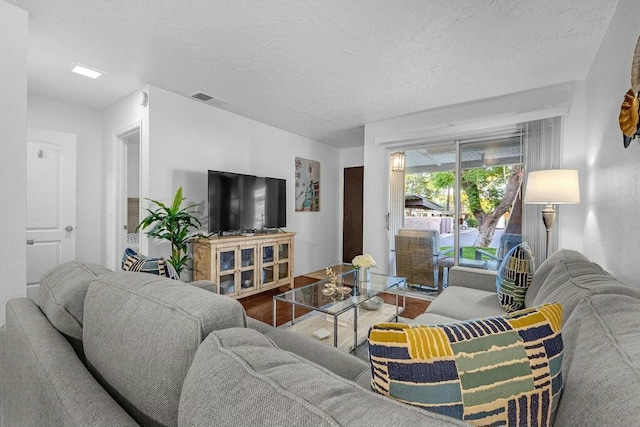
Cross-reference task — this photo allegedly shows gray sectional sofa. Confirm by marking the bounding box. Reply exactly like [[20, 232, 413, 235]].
[[2, 249, 640, 426], [412, 249, 640, 426], [1, 261, 464, 426]]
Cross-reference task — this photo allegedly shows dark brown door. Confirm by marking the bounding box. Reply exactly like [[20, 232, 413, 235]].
[[343, 166, 364, 263]]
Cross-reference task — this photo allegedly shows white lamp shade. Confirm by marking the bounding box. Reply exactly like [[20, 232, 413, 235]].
[[524, 169, 580, 204]]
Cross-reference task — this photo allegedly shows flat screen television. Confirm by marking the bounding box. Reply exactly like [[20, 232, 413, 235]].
[[208, 170, 286, 233]]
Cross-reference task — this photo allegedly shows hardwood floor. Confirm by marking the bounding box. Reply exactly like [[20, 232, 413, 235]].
[[239, 275, 430, 327]]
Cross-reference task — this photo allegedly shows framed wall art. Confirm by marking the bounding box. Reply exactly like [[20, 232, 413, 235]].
[[295, 157, 320, 211]]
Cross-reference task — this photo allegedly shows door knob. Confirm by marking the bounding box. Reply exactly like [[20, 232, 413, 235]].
[[65, 225, 74, 232]]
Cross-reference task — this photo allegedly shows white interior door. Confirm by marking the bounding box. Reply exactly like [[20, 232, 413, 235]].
[[26, 128, 77, 302]]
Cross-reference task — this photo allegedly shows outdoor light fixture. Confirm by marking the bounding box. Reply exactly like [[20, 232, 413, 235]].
[[71, 63, 103, 79], [390, 152, 406, 172], [524, 169, 580, 259]]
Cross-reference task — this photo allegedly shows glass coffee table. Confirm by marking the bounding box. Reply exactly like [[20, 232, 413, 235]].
[[273, 269, 406, 352]]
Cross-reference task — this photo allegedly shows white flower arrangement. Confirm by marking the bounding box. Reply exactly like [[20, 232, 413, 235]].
[[352, 254, 376, 269]]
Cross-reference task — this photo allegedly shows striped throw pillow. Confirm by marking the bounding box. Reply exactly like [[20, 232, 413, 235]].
[[368, 303, 563, 427], [497, 242, 536, 312], [121, 248, 178, 280]]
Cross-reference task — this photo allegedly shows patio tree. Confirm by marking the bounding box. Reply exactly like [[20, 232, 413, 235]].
[[461, 165, 523, 247], [429, 171, 456, 213], [405, 174, 437, 201], [428, 165, 523, 247]]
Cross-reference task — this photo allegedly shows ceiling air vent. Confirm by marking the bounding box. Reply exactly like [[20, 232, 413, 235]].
[[188, 91, 230, 107]]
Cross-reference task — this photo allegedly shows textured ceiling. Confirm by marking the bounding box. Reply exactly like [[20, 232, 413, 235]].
[[8, 0, 619, 147]]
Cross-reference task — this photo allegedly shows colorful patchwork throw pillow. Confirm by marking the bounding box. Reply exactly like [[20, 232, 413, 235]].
[[496, 242, 536, 312], [368, 303, 563, 427], [121, 248, 178, 280]]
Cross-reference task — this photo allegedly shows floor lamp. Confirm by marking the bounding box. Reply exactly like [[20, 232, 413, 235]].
[[524, 170, 580, 259]]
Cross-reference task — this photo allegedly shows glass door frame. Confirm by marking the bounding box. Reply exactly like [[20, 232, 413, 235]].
[[389, 127, 524, 271]]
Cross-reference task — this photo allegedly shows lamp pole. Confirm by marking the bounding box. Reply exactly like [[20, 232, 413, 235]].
[[541, 203, 557, 259]]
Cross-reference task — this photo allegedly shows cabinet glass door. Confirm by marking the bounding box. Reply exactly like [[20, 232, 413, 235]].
[[278, 261, 289, 280], [218, 248, 236, 295], [261, 243, 276, 287], [278, 242, 289, 260], [239, 245, 257, 293], [219, 273, 236, 295], [219, 248, 235, 273]]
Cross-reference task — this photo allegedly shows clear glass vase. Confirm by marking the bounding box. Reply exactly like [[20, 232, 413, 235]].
[[358, 267, 371, 283]]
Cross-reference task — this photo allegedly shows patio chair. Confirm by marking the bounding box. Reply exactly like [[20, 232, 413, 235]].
[[394, 228, 441, 293], [474, 233, 522, 269]]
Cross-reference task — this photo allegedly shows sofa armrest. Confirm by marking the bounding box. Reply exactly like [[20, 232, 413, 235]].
[[189, 279, 217, 293], [447, 266, 497, 292], [4, 298, 138, 426]]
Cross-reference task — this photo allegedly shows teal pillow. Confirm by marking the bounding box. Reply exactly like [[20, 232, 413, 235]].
[[368, 303, 564, 426], [496, 242, 535, 312], [121, 248, 178, 280]]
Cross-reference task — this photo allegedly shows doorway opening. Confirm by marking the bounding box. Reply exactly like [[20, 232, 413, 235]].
[[115, 127, 142, 266]]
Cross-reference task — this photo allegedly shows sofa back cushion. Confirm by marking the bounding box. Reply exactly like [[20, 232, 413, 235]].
[[532, 258, 640, 319], [525, 249, 586, 308], [39, 261, 112, 342], [554, 294, 640, 425], [83, 271, 247, 427], [178, 327, 467, 427]]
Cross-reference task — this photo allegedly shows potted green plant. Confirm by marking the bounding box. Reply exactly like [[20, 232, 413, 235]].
[[136, 186, 202, 278]]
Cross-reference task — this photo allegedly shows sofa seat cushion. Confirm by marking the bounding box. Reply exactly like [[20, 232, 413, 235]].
[[425, 286, 505, 321], [553, 294, 640, 426], [178, 327, 467, 427], [410, 312, 460, 326], [525, 249, 587, 308], [368, 303, 564, 426], [82, 271, 247, 427], [496, 242, 535, 312], [532, 258, 640, 318], [39, 261, 112, 341]]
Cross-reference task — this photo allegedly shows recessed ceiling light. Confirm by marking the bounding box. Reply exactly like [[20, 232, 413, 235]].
[[71, 63, 103, 79]]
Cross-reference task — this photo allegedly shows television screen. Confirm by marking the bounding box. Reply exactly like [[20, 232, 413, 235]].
[[208, 170, 286, 233]]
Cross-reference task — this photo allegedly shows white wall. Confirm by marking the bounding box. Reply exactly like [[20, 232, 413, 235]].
[[557, 81, 587, 253], [127, 140, 140, 198], [27, 96, 104, 265], [146, 86, 341, 277], [0, 1, 28, 324], [579, 0, 640, 285], [102, 88, 150, 270]]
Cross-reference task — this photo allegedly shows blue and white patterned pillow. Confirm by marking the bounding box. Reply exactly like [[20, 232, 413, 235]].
[[496, 242, 536, 312], [121, 248, 178, 280]]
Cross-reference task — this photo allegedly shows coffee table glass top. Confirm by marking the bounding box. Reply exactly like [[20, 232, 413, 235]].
[[273, 269, 406, 315]]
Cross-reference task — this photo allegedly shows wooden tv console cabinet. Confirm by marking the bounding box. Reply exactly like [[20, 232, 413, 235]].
[[193, 232, 295, 299]]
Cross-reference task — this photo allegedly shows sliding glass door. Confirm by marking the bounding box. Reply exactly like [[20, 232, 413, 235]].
[[399, 130, 524, 272]]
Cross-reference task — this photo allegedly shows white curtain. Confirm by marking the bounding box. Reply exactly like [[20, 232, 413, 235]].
[[388, 156, 405, 275], [522, 117, 562, 265]]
